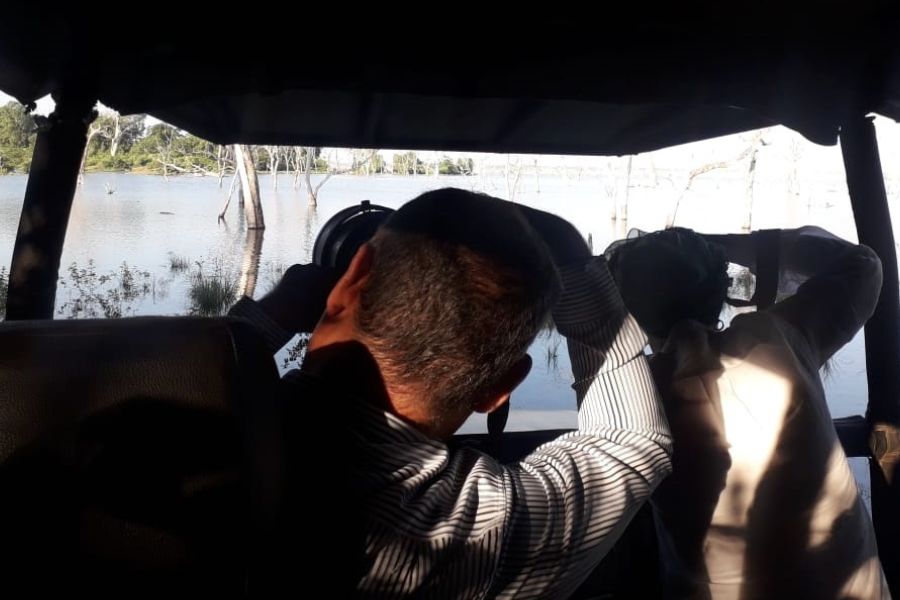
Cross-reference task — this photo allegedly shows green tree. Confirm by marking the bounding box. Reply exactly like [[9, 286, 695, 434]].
[[457, 157, 474, 175], [0, 102, 36, 173], [127, 123, 222, 176], [129, 123, 177, 164], [0, 102, 35, 147], [437, 156, 474, 175], [392, 151, 424, 175], [438, 156, 458, 175], [85, 113, 145, 159], [372, 152, 386, 174]]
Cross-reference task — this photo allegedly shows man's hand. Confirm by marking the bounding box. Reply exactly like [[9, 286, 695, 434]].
[[256, 264, 339, 334], [516, 205, 591, 265]]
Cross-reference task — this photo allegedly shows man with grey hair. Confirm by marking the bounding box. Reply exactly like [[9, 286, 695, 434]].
[[233, 188, 672, 597]]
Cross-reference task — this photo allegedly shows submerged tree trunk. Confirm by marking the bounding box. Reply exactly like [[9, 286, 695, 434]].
[[235, 144, 264, 229], [217, 146, 227, 187], [303, 147, 337, 208], [78, 123, 104, 185], [505, 155, 523, 202], [218, 173, 240, 220], [743, 145, 760, 232], [667, 130, 765, 228], [616, 156, 632, 222], [265, 145, 280, 190], [292, 147, 304, 189], [479, 157, 486, 191], [109, 114, 121, 157], [304, 148, 317, 207]]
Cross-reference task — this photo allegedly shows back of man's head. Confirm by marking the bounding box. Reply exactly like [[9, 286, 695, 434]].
[[608, 227, 729, 339], [357, 188, 559, 428]]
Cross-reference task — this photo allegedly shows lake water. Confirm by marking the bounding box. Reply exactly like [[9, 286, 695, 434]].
[[0, 169, 880, 430]]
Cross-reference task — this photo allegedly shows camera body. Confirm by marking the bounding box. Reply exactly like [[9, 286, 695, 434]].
[[312, 200, 394, 273]]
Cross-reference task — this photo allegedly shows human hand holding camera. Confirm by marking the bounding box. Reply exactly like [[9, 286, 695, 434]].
[[257, 264, 339, 334]]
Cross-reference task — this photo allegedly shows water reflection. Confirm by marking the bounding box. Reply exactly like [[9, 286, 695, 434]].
[[237, 229, 264, 299], [301, 206, 318, 263]]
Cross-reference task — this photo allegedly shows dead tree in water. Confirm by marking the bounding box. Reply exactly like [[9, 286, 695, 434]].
[[291, 147, 305, 189], [742, 142, 761, 232], [108, 114, 144, 158], [303, 148, 378, 207], [218, 173, 240, 220], [668, 130, 766, 227], [78, 117, 104, 185], [234, 144, 264, 229], [505, 155, 524, 202], [261, 145, 281, 190], [615, 156, 633, 222], [304, 147, 330, 208]]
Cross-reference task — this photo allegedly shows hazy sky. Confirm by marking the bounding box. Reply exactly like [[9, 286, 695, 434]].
[[0, 91, 54, 114]]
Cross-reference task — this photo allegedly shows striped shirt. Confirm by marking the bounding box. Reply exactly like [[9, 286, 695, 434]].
[[231, 256, 672, 598]]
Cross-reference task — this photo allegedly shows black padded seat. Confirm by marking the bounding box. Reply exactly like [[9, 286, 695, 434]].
[[0, 316, 282, 595]]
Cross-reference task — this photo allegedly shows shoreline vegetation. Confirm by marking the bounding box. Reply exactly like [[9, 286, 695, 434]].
[[0, 102, 477, 178]]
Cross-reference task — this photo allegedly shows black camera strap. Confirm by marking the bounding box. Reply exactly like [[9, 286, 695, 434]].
[[750, 229, 780, 309], [487, 401, 510, 455]]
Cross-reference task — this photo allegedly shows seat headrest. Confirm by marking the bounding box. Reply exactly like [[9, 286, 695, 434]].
[[0, 316, 281, 594]]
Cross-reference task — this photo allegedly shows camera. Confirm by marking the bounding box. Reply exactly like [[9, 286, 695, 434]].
[[312, 200, 394, 273]]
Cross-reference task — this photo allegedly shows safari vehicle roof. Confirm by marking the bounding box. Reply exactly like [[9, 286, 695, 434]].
[[0, 4, 897, 155]]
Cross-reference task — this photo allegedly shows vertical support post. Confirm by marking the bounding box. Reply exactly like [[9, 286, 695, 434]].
[[6, 98, 95, 320], [840, 115, 900, 596]]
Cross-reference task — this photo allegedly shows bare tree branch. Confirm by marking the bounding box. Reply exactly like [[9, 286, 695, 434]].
[[669, 130, 765, 226], [218, 173, 240, 220]]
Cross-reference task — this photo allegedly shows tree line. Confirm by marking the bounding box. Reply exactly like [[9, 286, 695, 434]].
[[0, 102, 476, 178]]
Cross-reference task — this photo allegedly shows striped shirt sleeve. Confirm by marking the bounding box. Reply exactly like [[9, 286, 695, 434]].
[[487, 256, 673, 597]]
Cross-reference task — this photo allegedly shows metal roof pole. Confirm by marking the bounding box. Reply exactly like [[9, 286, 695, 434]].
[[840, 115, 900, 596], [5, 96, 96, 320]]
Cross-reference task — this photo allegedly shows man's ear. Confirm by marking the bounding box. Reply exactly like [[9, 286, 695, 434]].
[[324, 243, 374, 318], [473, 354, 532, 414]]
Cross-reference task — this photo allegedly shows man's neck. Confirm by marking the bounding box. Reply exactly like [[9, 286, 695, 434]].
[[302, 341, 388, 404], [302, 341, 456, 440]]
